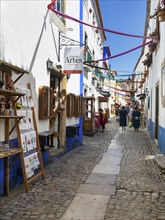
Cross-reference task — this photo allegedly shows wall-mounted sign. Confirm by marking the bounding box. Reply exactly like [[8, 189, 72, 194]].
[[64, 47, 83, 74], [100, 91, 110, 97]]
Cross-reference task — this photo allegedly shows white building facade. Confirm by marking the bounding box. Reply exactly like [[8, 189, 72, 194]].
[[0, 0, 111, 194], [135, 0, 165, 155]]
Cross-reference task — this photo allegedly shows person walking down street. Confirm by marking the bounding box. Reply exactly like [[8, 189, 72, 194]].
[[132, 106, 141, 132], [119, 106, 128, 131], [115, 106, 120, 122], [99, 108, 106, 132], [125, 104, 130, 121]]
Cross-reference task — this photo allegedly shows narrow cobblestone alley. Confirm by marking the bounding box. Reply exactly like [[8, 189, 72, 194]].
[[0, 118, 165, 220], [105, 122, 165, 220]]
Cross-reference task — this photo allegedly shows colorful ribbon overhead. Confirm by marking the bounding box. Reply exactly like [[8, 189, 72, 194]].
[[48, 3, 159, 40], [47, 3, 154, 62], [47, 1, 151, 82], [95, 41, 153, 62]]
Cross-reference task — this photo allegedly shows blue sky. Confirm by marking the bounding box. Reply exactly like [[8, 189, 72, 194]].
[[99, 0, 147, 75]]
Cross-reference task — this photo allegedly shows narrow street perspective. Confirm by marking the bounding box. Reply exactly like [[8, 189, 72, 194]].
[[0, 0, 165, 219], [0, 118, 164, 220]]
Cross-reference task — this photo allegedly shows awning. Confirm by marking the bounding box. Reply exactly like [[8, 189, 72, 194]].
[[0, 60, 29, 74]]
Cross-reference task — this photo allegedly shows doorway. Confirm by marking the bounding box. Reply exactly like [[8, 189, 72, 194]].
[[155, 85, 159, 140]]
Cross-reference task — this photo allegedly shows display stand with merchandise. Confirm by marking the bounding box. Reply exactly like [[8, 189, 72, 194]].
[[0, 61, 44, 195]]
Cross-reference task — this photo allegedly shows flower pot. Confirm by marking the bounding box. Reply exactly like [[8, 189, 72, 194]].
[[157, 10, 165, 22], [95, 29, 99, 34], [89, 8, 92, 14], [144, 70, 148, 77], [143, 60, 152, 67], [152, 38, 159, 44], [148, 43, 156, 53]]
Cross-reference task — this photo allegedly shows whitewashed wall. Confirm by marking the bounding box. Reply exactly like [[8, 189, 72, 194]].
[[148, 1, 165, 127], [135, 0, 165, 130], [64, 0, 81, 126], [83, 0, 106, 112], [0, 0, 60, 139]]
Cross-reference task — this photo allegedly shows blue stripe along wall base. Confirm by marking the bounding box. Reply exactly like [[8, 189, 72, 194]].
[[0, 128, 82, 195], [0, 138, 23, 196], [148, 119, 165, 155]]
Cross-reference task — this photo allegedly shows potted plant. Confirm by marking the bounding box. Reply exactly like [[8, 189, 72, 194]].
[[143, 53, 152, 67], [150, 1, 165, 22], [157, 8, 165, 22], [149, 30, 160, 44], [95, 29, 99, 34], [89, 8, 92, 14], [144, 70, 148, 77], [148, 43, 157, 53], [158, 0, 165, 21]]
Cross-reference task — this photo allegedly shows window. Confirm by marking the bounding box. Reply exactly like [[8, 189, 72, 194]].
[[56, 0, 64, 21], [67, 94, 83, 117], [56, 0, 64, 12]]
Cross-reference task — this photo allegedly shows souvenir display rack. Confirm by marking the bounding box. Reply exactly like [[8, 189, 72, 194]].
[[0, 61, 44, 195], [16, 83, 44, 191]]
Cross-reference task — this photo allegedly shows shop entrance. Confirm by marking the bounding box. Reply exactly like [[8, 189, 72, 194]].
[[98, 96, 109, 122]]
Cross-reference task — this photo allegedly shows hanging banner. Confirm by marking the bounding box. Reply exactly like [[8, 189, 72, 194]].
[[63, 47, 83, 74]]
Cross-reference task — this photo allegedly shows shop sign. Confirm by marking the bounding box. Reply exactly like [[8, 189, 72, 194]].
[[100, 91, 110, 97], [64, 47, 83, 74]]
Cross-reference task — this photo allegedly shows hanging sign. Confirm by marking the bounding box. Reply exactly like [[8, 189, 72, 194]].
[[63, 47, 83, 74], [100, 91, 110, 97]]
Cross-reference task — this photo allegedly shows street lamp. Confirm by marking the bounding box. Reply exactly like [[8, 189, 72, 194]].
[[144, 87, 149, 95], [46, 59, 53, 72]]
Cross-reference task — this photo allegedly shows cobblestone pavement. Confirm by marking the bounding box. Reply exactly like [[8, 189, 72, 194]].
[[105, 126, 165, 220], [0, 118, 165, 220], [0, 118, 118, 220]]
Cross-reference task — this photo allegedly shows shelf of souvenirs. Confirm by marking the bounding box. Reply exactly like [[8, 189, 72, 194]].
[[0, 60, 29, 74], [0, 88, 25, 96], [0, 148, 23, 159], [0, 115, 24, 119]]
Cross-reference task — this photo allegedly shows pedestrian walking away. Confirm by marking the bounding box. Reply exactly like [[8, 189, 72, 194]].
[[132, 106, 141, 131], [99, 108, 106, 132], [119, 106, 128, 131], [125, 104, 130, 121], [115, 106, 120, 122]]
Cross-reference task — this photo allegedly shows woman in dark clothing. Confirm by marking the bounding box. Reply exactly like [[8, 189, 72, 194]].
[[99, 108, 106, 132], [132, 107, 141, 131], [119, 106, 128, 131]]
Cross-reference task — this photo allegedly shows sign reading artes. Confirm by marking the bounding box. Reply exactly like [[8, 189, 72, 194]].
[[64, 47, 83, 74]]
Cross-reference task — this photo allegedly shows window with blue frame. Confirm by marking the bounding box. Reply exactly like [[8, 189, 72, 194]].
[[56, 0, 64, 21]]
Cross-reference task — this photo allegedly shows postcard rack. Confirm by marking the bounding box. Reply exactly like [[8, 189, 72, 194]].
[[0, 61, 44, 195]]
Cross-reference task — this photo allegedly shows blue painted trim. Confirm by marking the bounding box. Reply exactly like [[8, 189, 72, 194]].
[[148, 119, 165, 155], [79, 0, 83, 144], [158, 125, 165, 155], [0, 159, 4, 195]]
